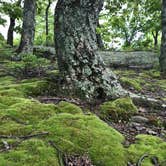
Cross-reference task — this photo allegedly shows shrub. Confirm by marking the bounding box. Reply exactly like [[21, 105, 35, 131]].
[[8, 54, 50, 78]]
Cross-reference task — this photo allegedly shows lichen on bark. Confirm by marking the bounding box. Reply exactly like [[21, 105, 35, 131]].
[[55, 0, 126, 99]]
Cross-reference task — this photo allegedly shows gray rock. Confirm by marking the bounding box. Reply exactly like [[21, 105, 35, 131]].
[[33, 46, 159, 69], [100, 51, 159, 69], [131, 116, 149, 124]]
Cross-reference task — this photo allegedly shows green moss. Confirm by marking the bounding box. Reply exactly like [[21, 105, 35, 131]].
[[145, 70, 161, 79], [37, 113, 126, 166], [0, 96, 27, 107], [0, 88, 24, 97], [114, 69, 136, 77], [120, 77, 143, 91], [7, 100, 58, 125], [0, 139, 59, 166], [0, 119, 32, 135], [99, 97, 138, 121], [57, 101, 83, 114], [127, 135, 166, 166], [0, 76, 15, 87], [156, 80, 166, 91]]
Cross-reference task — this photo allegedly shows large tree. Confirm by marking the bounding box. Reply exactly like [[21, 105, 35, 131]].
[[55, 0, 125, 99], [160, 0, 166, 76], [17, 0, 36, 54]]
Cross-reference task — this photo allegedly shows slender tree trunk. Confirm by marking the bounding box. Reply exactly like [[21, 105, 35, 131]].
[[152, 31, 159, 48], [96, 21, 104, 49], [45, 0, 51, 46], [7, 0, 22, 46], [7, 17, 15, 46], [55, 0, 125, 99], [17, 0, 36, 54], [160, 0, 166, 75]]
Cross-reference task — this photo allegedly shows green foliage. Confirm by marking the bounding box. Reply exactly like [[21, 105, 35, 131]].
[[99, 97, 138, 121], [8, 54, 50, 78], [35, 14, 54, 46], [99, 0, 161, 50], [0, 1, 22, 19], [0, 16, 6, 26], [0, 46, 16, 60]]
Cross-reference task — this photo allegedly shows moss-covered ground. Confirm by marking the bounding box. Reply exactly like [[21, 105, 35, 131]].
[[114, 69, 166, 100], [0, 46, 165, 165]]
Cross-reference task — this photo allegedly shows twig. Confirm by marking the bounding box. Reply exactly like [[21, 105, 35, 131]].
[[39, 97, 81, 105], [136, 153, 149, 166], [0, 132, 49, 140], [49, 141, 64, 166]]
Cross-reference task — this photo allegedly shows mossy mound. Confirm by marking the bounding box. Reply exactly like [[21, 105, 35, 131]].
[[99, 97, 138, 121], [0, 139, 59, 166], [0, 75, 50, 98], [37, 113, 126, 166], [120, 77, 143, 91], [57, 101, 83, 114], [0, 96, 59, 125], [127, 134, 166, 166], [0, 76, 127, 166]]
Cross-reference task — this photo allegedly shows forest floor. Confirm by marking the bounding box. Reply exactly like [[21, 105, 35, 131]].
[[110, 69, 166, 144], [0, 46, 166, 166]]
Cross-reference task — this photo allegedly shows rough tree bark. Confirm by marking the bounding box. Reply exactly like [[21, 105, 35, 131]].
[[17, 0, 36, 54], [45, 0, 51, 46], [55, 0, 125, 99], [160, 0, 166, 75], [7, 17, 15, 46]]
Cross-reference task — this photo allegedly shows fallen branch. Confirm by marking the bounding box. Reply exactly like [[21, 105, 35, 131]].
[[49, 141, 64, 166], [38, 96, 81, 105], [136, 153, 149, 166], [0, 132, 49, 140]]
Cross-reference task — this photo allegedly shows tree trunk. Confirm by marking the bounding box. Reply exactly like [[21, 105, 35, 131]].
[[160, 0, 166, 75], [55, 0, 125, 100], [152, 30, 159, 48], [17, 0, 36, 54], [7, 0, 22, 47], [7, 17, 15, 46], [45, 0, 51, 46], [96, 21, 104, 49]]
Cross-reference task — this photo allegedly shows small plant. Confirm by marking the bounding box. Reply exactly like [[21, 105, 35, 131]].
[[9, 53, 50, 78]]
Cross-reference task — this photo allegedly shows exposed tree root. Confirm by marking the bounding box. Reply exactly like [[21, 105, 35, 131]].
[[129, 92, 166, 110]]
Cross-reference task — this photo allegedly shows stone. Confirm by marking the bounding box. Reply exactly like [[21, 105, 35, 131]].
[[131, 116, 149, 123]]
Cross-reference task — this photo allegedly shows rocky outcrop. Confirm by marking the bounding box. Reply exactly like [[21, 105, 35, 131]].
[[34, 46, 159, 69], [101, 51, 159, 69]]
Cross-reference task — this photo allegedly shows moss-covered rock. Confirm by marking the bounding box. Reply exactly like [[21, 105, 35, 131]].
[[127, 134, 166, 166], [37, 113, 126, 166], [5, 99, 59, 125], [0, 139, 59, 166], [99, 97, 138, 121], [57, 101, 83, 114], [0, 87, 126, 166]]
